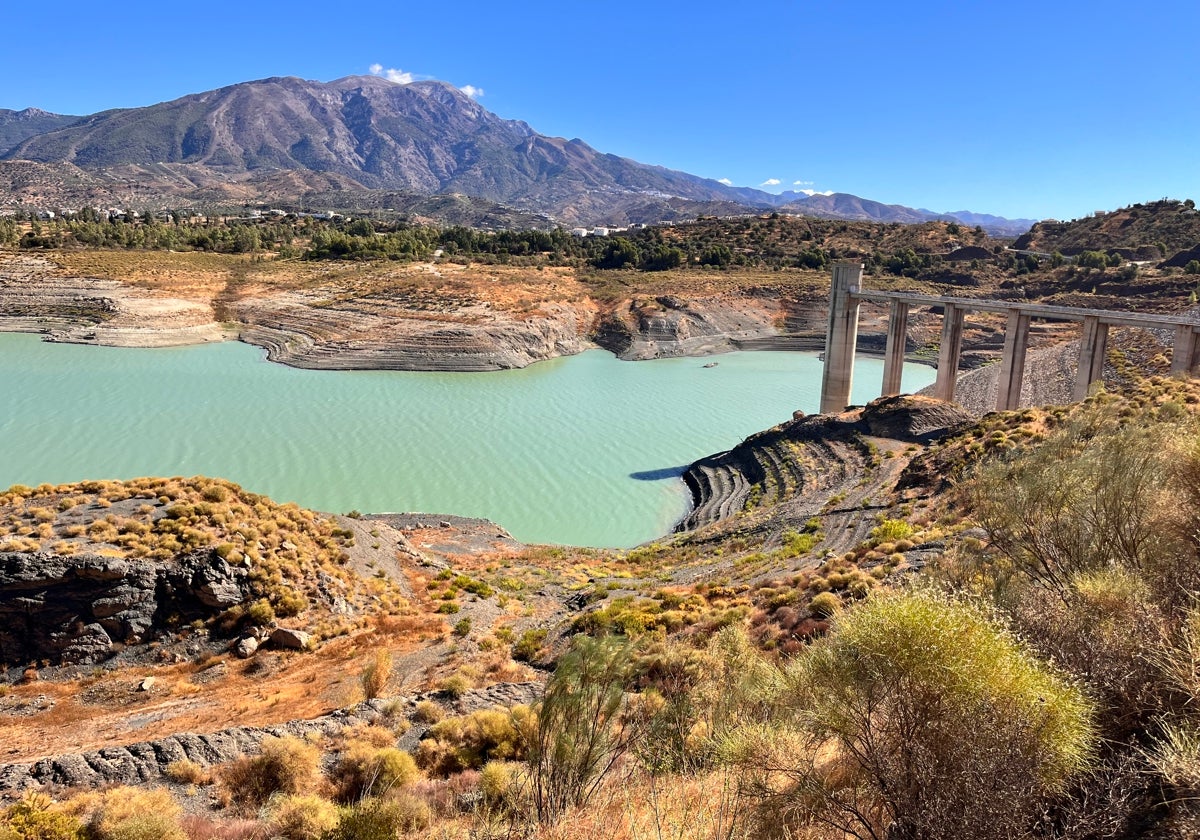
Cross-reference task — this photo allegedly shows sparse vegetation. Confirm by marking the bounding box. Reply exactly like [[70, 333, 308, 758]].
[[217, 736, 321, 812]]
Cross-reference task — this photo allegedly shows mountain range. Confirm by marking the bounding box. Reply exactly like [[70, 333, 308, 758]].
[[0, 75, 1036, 233]]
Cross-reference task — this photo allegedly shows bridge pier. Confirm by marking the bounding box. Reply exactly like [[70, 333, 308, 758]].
[[996, 310, 1031, 411], [881, 300, 910, 396], [1173, 324, 1200, 374], [819, 262, 862, 414], [1073, 316, 1109, 401], [933, 304, 965, 403]]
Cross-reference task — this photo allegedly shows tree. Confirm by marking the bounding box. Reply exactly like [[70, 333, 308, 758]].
[[1185, 259, 1200, 275], [641, 245, 683, 271], [699, 243, 733, 267], [1076, 250, 1110, 270], [346, 218, 375, 237], [527, 635, 640, 823], [741, 591, 1094, 840], [593, 237, 639, 270]]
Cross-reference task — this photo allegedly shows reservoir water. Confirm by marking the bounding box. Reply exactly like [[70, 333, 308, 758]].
[[0, 333, 935, 546]]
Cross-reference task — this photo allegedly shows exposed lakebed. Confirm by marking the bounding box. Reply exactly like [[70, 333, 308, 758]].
[[0, 334, 935, 546]]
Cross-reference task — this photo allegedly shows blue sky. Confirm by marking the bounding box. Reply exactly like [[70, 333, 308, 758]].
[[3, 0, 1197, 221]]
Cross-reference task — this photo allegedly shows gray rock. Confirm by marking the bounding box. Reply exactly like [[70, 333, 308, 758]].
[[60, 623, 112, 665], [234, 636, 259, 658], [0, 547, 256, 665], [268, 628, 311, 650]]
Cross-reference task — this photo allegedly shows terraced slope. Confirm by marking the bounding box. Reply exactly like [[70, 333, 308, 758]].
[[678, 396, 974, 538]]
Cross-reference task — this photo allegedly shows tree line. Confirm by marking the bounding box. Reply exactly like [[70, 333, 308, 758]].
[[0, 210, 974, 277]]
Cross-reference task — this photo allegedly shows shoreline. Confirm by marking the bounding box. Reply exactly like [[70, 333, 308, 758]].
[[0, 319, 941, 373]]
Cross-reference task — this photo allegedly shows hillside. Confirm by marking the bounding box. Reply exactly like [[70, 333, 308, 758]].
[[1013, 198, 1200, 258], [1, 75, 766, 225], [0, 109, 80, 156]]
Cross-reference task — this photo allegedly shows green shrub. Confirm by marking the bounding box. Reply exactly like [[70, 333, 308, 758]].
[[512, 628, 547, 661], [869, 518, 914, 544], [438, 673, 471, 699], [323, 795, 431, 840], [412, 700, 445, 724], [332, 742, 420, 802], [1, 793, 81, 840], [528, 636, 638, 822], [807, 591, 841, 618], [479, 761, 523, 809], [415, 706, 532, 776], [742, 591, 1094, 840], [266, 794, 339, 840], [244, 598, 276, 627]]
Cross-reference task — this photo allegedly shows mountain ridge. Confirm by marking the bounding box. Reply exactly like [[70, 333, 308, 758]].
[[2, 74, 1033, 232]]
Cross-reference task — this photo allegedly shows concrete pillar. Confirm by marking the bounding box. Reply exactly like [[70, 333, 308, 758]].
[[1073, 316, 1109, 401], [881, 300, 910, 396], [933, 304, 965, 403], [819, 262, 863, 414], [1172, 324, 1199, 374], [995, 309, 1031, 412]]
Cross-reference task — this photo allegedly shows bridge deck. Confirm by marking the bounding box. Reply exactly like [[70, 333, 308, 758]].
[[852, 289, 1200, 330]]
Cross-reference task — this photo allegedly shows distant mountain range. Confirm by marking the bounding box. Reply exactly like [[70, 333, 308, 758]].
[[0, 107, 81, 153], [0, 75, 1036, 234]]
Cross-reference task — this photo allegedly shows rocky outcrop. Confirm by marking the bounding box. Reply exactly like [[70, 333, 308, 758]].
[[594, 294, 790, 360], [0, 548, 253, 665], [0, 681, 540, 797], [232, 291, 595, 371], [677, 396, 973, 532]]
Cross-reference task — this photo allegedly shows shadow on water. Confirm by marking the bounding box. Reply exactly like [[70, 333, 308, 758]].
[[629, 466, 690, 481]]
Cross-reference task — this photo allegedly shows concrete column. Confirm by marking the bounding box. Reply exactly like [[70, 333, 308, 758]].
[[819, 262, 863, 414], [1172, 324, 1199, 374], [933, 304, 965, 403], [995, 309, 1031, 412], [1073, 316, 1109, 401], [881, 300, 910, 396]]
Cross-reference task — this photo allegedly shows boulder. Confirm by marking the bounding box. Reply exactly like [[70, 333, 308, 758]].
[[234, 636, 259, 658], [60, 623, 113, 665], [268, 628, 311, 650]]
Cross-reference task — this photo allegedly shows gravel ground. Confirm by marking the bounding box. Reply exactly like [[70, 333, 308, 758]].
[[920, 341, 1079, 416]]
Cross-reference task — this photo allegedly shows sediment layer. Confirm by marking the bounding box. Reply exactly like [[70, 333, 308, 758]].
[[677, 396, 974, 533]]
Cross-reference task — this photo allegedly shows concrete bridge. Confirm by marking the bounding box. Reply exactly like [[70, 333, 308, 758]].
[[820, 261, 1200, 414]]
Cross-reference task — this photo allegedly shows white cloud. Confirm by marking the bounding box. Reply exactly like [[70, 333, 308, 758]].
[[760, 178, 782, 187], [459, 84, 484, 99], [717, 178, 733, 186], [793, 180, 813, 186], [798, 189, 835, 197], [369, 64, 416, 84]]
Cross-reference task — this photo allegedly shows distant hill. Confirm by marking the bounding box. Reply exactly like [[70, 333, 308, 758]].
[[775, 192, 1035, 236], [0, 74, 1035, 232], [1013, 199, 1200, 258], [0, 108, 80, 156]]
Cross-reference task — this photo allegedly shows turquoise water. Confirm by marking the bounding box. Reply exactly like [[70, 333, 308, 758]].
[[0, 334, 935, 546]]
